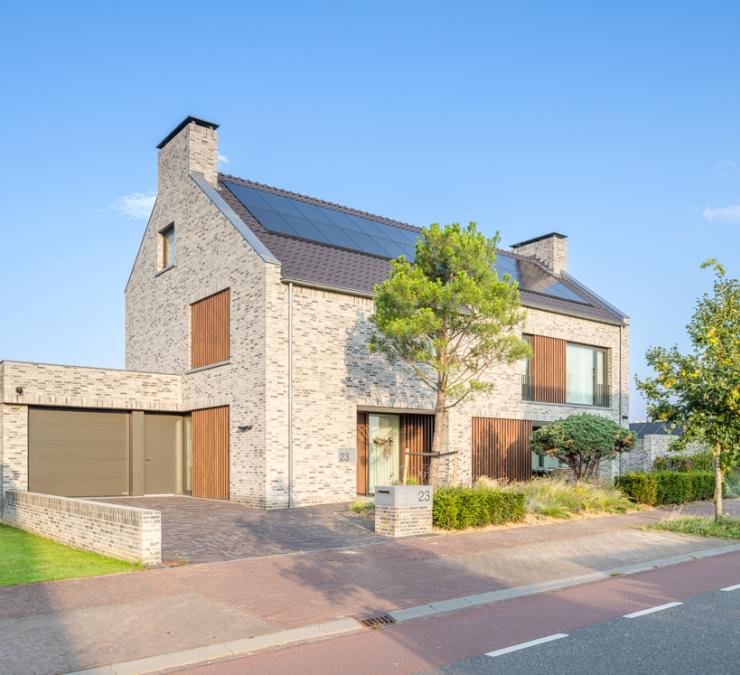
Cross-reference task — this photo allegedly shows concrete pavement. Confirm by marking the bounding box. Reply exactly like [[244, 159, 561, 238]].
[[0, 500, 737, 674]]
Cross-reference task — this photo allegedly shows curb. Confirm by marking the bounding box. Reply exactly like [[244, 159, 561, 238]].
[[67, 542, 740, 675]]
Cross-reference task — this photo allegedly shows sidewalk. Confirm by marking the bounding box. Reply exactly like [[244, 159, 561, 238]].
[[1, 502, 737, 675]]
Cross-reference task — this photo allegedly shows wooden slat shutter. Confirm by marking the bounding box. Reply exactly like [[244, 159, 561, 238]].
[[191, 289, 230, 369], [529, 335, 566, 404], [192, 406, 230, 500], [401, 414, 435, 484], [472, 417, 533, 482]]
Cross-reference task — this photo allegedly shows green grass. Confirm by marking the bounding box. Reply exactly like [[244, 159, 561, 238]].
[[348, 498, 374, 515], [651, 516, 740, 540], [477, 476, 636, 519], [0, 524, 140, 587]]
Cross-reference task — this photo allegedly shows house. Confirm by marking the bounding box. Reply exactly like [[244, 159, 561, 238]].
[[0, 116, 629, 510], [622, 422, 704, 473]]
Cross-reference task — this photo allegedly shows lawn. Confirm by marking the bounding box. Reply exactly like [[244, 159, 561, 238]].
[[651, 516, 740, 540], [0, 524, 140, 587]]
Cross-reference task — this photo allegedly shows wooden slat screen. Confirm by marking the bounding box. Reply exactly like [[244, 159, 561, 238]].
[[401, 414, 435, 484], [472, 417, 533, 482], [192, 406, 230, 500], [191, 289, 230, 369], [529, 334, 566, 404], [356, 413, 368, 496]]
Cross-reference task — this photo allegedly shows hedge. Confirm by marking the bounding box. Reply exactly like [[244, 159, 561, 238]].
[[653, 452, 714, 473], [432, 486, 526, 530], [616, 471, 715, 506]]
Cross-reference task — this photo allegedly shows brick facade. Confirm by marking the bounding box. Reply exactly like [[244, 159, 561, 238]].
[[1, 490, 161, 565]]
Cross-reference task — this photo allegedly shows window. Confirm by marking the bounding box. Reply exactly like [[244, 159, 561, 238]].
[[159, 224, 175, 270], [566, 343, 607, 406], [190, 289, 230, 369]]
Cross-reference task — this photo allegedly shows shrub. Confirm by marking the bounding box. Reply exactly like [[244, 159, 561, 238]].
[[617, 471, 714, 505], [616, 473, 658, 506], [653, 451, 714, 473], [432, 486, 525, 530], [723, 471, 740, 499]]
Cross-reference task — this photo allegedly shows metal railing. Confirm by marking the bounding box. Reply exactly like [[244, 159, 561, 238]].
[[522, 375, 610, 407]]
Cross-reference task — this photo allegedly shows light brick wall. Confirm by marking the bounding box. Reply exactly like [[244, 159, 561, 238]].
[[621, 435, 705, 473], [0, 405, 28, 502], [126, 121, 275, 507], [375, 505, 433, 537], [1, 491, 161, 565], [263, 282, 628, 506]]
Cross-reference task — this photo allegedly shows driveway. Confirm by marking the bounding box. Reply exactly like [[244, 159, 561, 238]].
[[100, 496, 381, 564]]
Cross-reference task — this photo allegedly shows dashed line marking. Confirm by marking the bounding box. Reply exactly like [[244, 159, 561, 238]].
[[624, 602, 683, 619], [721, 583, 740, 592], [486, 634, 568, 658]]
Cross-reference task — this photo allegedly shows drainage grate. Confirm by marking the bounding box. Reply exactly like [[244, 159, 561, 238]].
[[360, 613, 397, 630]]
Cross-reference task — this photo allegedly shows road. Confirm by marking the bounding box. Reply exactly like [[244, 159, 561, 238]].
[[181, 550, 740, 675]]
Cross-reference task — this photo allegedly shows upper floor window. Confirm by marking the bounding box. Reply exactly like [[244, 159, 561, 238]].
[[566, 343, 607, 406], [159, 224, 175, 271], [191, 288, 230, 369]]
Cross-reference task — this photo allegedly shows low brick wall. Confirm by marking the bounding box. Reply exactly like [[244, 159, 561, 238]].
[[1, 491, 161, 565], [374, 485, 433, 537]]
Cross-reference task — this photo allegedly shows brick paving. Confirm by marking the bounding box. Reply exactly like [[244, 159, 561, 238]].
[[98, 496, 381, 563]]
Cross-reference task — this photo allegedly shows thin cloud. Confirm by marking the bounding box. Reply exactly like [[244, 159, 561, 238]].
[[112, 192, 156, 219], [702, 204, 740, 224], [218, 153, 229, 164]]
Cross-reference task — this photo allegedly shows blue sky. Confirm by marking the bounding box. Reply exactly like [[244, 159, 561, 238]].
[[1, 1, 738, 421]]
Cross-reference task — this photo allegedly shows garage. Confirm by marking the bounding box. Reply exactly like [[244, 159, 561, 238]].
[[28, 407, 185, 498], [29, 408, 131, 497]]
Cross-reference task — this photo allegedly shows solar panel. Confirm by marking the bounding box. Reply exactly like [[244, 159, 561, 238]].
[[223, 180, 586, 304]]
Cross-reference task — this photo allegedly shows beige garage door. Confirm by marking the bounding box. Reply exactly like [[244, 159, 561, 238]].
[[29, 408, 130, 497]]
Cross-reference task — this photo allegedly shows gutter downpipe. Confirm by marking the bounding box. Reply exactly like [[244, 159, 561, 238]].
[[288, 282, 294, 508]]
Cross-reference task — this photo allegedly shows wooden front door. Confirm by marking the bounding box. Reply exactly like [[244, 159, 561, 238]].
[[192, 406, 230, 500], [472, 417, 533, 482]]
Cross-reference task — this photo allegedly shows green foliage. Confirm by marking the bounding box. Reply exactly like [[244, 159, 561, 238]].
[[530, 414, 637, 481], [511, 477, 634, 517], [370, 223, 530, 483], [617, 471, 715, 505], [432, 486, 526, 529], [348, 499, 375, 515], [636, 260, 740, 519], [652, 516, 740, 540], [616, 473, 658, 506], [653, 451, 714, 473], [723, 471, 740, 499], [0, 524, 139, 587]]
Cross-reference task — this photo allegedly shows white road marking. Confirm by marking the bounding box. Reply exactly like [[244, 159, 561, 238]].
[[486, 634, 568, 658], [720, 583, 740, 592], [624, 601, 683, 619]]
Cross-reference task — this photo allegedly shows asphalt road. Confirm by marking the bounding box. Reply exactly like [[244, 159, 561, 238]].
[[428, 588, 740, 674], [181, 550, 740, 675]]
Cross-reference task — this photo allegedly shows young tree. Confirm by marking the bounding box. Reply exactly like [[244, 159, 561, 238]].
[[369, 222, 530, 485], [530, 414, 636, 481], [636, 260, 740, 520]]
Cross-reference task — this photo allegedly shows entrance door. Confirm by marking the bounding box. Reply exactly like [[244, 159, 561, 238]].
[[367, 413, 401, 494], [144, 414, 181, 494], [192, 406, 230, 500]]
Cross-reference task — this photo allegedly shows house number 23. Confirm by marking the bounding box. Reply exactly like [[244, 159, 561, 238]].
[[418, 490, 431, 502]]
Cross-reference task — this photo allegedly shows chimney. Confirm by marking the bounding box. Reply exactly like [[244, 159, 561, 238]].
[[156, 116, 219, 193], [510, 232, 567, 275]]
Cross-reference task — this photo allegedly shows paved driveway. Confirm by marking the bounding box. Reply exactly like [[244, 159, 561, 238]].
[[100, 496, 381, 564]]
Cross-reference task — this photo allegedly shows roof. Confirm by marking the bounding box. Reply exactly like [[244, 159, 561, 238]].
[[629, 422, 683, 438], [217, 173, 627, 325]]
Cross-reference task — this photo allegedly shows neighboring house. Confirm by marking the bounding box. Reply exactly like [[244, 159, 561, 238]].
[[622, 422, 703, 473], [0, 117, 630, 510]]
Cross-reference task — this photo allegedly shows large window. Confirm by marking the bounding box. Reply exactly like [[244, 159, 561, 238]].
[[566, 343, 607, 406]]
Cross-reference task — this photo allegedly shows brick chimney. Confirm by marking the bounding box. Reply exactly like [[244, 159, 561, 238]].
[[511, 232, 567, 275], [156, 116, 219, 193]]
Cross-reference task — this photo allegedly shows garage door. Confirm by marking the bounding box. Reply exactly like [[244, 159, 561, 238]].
[[29, 408, 130, 497]]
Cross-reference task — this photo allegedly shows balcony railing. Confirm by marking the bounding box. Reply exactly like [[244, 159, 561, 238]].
[[522, 375, 610, 407]]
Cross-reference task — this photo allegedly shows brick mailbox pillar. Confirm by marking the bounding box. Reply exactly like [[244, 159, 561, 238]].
[[374, 485, 433, 537]]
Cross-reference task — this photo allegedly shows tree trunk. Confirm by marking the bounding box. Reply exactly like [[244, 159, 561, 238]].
[[714, 442, 724, 522], [428, 390, 446, 487]]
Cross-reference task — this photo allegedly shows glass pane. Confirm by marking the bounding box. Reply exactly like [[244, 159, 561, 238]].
[[184, 417, 192, 494], [368, 414, 400, 493], [595, 349, 605, 385], [566, 343, 595, 404]]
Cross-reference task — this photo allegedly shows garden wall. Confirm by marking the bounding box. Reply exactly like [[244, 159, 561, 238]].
[[1, 491, 161, 565]]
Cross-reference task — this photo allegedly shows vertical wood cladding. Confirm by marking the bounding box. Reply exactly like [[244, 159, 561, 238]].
[[529, 334, 566, 404], [191, 289, 230, 369], [401, 414, 434, 484], [472, 417, 533, 482], [192, 406, 230, 500]]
